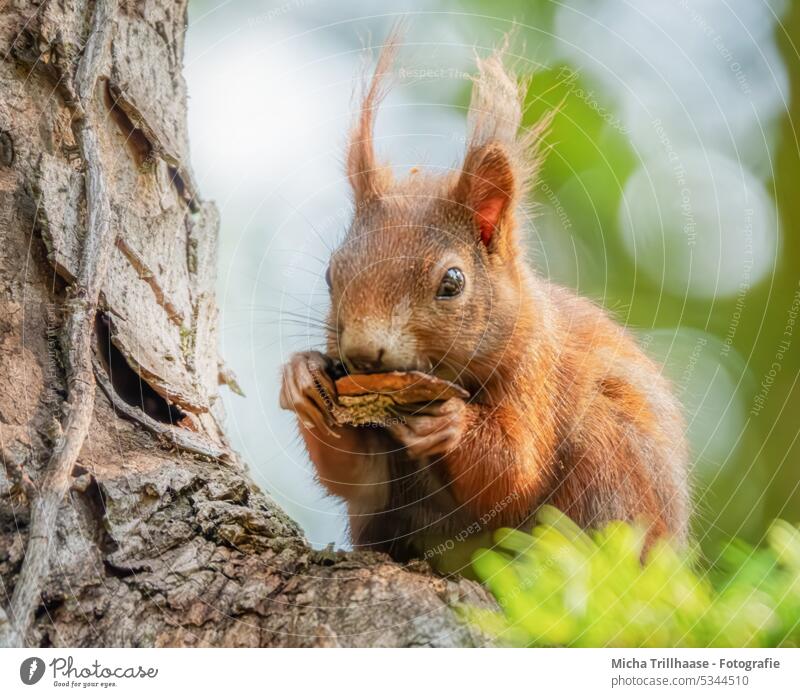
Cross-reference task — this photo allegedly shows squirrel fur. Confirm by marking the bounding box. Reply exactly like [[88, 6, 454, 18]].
[[279, 33, 690, 566]]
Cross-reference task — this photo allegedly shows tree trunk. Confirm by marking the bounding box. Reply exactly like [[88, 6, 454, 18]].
[[0, 0, 491, 648]]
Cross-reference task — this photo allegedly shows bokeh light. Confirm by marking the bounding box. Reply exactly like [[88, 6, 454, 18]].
[[185, 0, 800, 555]]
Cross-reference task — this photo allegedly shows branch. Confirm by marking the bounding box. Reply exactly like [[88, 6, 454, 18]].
[[0, 0, 119, 648]]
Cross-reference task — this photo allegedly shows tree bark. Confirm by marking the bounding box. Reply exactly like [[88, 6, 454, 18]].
[[0, 0, 492, 647]]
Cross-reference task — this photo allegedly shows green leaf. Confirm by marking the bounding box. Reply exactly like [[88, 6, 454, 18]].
[[469, 513, 800, 647]]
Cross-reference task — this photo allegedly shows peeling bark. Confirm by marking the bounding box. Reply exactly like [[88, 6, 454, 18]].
[[0, 0, 492, 647]]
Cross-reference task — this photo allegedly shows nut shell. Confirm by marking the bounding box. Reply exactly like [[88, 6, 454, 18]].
[[335, 370, 469, 403], [309, 365, 469, 427]]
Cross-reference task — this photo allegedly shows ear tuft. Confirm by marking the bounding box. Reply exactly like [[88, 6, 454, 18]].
[[346, 27, 403, 205], [453, 37, 555, 252]]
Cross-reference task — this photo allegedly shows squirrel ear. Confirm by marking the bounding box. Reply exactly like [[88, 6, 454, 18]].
[[346, 30, 402, 205], [454, 142, 516, 249]]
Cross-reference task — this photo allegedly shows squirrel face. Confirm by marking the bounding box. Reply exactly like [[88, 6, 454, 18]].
[[326, 174, 531, 389], [326, 188, 474, 379], [325, 33, 550, 389]]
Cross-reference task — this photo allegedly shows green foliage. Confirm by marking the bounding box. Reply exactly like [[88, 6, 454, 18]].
[[469, 507, 800, 647]]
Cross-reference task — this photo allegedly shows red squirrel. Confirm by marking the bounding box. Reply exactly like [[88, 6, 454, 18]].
[[279, 35, 689, 565]]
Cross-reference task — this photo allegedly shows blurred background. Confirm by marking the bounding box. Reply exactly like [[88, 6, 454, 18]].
[[184, 0, 800, 558]]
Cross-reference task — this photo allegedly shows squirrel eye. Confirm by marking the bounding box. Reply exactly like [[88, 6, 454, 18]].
[[436, 267, 465, 299], [325, 265, 332, 290]]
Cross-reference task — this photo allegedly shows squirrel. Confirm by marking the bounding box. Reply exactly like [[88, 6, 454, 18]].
[[279, 34, 690, 567]]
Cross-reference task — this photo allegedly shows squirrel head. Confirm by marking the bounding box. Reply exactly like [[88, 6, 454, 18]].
[[326, 32, 551, 389]]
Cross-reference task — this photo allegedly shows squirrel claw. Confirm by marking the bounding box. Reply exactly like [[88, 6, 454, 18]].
[[280, 351, 341, 438], [388, 397, 467, 457]]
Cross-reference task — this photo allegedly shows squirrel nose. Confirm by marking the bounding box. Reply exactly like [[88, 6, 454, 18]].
[[340, 324, 402, 372], [344, 347, 386, 373]]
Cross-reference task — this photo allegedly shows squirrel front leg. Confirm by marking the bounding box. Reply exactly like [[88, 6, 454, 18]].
[[280, 351, 389, 511], [389, 399, 549, 525]]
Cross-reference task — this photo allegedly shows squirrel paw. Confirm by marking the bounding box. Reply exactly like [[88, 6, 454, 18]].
[[388, 397, 468, 458], [279, 351, 341, 438]]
